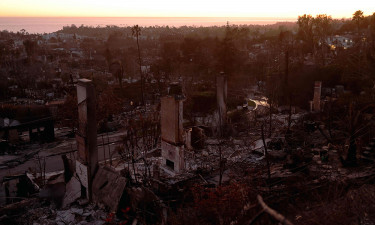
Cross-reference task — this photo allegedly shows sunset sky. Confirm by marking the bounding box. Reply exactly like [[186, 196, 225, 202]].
[[0, 0, 374, 18]]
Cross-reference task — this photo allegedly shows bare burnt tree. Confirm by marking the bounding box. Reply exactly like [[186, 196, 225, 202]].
[[265, 77, 279, 138], [342, 100, 375, 166], [261, 122, 271, 180], [117, 113, 160, 183], [278, 31, 294, 133]]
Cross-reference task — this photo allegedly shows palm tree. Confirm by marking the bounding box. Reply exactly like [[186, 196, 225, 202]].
[[132, 25, 144, 105]]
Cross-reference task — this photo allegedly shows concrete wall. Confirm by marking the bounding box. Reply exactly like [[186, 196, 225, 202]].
[[161, 96, 183, 144], [75, 79, 98, 200], [160, 95, 185, 173]]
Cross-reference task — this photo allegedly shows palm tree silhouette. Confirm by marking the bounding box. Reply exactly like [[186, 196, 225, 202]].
[[132, 25, 144, 105]]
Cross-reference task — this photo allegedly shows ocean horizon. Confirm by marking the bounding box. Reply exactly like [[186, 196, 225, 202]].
[[0, 17, 296, 34]]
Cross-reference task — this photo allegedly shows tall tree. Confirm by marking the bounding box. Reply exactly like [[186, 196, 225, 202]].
[[215, 24, 241, 76], [353, 10, 364, 36], [312, 14, 332, 65], [297, 14, 314, 53], [278, 30, 294, 131], [132, 25, 144, 105]]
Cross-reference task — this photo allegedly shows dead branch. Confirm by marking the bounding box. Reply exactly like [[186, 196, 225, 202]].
[[198, 174, 208, 184], [0, 198, 38, 215], [257, 195, 294, 225]]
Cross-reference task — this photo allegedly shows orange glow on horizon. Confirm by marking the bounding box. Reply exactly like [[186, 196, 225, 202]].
[[0, 0, 374, 18]]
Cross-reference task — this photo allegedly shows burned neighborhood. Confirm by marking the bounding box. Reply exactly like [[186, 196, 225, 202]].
[[1, 7, 375, 225]]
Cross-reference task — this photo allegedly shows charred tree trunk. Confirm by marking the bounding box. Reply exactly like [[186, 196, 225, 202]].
[[136, 35, 144, 105], [346, 102, 357, 166], [261, 123, 271, 180], [268, 102, 272, 138], [285, 50, 292, 133]]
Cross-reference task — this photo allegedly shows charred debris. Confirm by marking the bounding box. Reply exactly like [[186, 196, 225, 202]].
[[1, 76, 375, 225]]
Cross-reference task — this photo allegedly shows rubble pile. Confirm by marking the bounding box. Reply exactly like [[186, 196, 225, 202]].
[[1, 200, 109, 225]]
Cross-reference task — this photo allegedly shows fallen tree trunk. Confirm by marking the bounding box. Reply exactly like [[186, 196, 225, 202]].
[[257, 195, 293, 225]]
